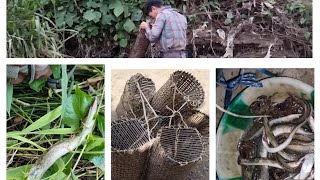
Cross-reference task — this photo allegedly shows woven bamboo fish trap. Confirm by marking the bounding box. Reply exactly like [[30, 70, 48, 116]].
[[116, 73, 155, 119], [147, 116, 164, 138], [151, 71, 205, 116], [111, 119, 153, 180], [113, 71, 208, 180], [128, 29, 150, 58], [146, 127, 204, 180], [183, 110, 209, 145]]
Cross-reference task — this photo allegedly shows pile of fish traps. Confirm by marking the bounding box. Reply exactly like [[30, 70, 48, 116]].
[[112, 71, 209, 180], [238, 95, 314, 180]]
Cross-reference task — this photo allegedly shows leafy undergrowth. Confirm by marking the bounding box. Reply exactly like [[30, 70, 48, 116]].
[[186, 0, 312, 58], [6, 0, 174, 58], [6, 65, 105, 180]]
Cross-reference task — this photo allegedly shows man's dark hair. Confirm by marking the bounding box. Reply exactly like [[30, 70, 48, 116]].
[[144, 0, 163, 16]]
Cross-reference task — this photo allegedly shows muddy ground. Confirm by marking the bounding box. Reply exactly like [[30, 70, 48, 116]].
[[112, 69, 210, 180], [216, 68, 314, 125]]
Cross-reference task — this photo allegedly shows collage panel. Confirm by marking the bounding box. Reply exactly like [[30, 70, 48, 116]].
[[6, 65, 105, 179], [6, 0, 312, 58], [4, 0, 317, 179], [111, 69, 209, 179], [216, 68, 314, 180]]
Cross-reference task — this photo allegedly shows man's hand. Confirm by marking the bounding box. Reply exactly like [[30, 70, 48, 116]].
[[8, 65, 53, 85], [34, 65, 52, 80], [139, 22, 149, 30]]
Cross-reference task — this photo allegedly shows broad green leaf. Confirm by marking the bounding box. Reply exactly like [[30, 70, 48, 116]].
[[123, 5, 130, 18], [90, 154, 105, 171], [68, 4, 75, 12], [51, 65, 61, 79], [30, 79, 47, 92], [304, 32, 311, 40], [88, 26, 99, 36], [114, 6, 124, 17], [83, 10, 97, 21], [88, 26, 97, 32], [86, 1, 94, 7], [64, 86, 94, 129], [96, 115, 105, 137], [123, 19, 135, 33], [109, 0, 121, 9], [118, 31, 125, 39], [119, 38, 128, 47], [56, 16, 65, 27], [7, 165, 32, 180], [7, 83, 13, 115], [75, 24, 86, 31], [115, 22, 122, 30], [87, 0, 102, 8], [93, 11, 102, 23], [93, 2, 102, 8], [300, 17, 307, 24], [131, 11, 143, 21], [9, 134, 46, 152], [55, 10, 67, 27], [85, 136, 104, 152], [83, 144, 105, 171], [65, 12, 77, 27], [100, 4, 109, 14], [22, 105, 62, 132], [101, 14, 115, 25], [113, 34, 118, 41], [110, 1, 124, 17]]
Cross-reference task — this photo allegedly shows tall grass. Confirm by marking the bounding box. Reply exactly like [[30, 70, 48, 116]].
[[7, 0, 78, 58]]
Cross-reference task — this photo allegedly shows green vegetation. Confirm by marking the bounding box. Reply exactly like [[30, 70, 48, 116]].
[[7, 0, 147, 57], [286, 2, 312, 26], [7, 0, 77, 58], [7, 0, 178, 57], [6, 65, 105, 179]]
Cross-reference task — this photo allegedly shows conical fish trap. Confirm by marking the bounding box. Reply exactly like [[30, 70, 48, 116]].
[[151, 71, 205, 116], [146, 127, 204, 180], [111, 119, 152, 180], [116, 73, 155, 119], [183, 110, 209, 145]]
